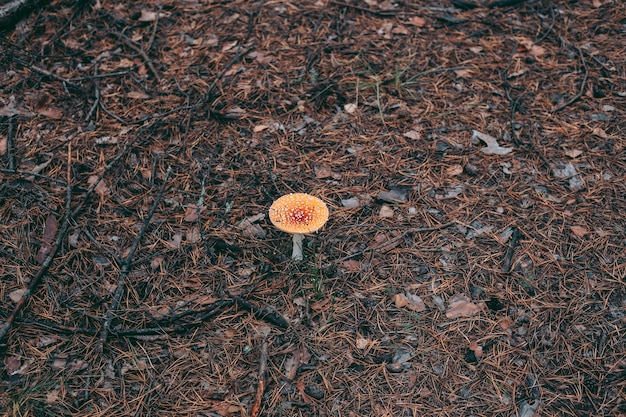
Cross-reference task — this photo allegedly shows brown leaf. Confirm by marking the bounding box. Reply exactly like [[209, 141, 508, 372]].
[[87, 176, 110, 197], [8, 288, 26, 303], [314, 164, 332, 179], [570, 225, 588, 238], [405, 293, 426, 312], [183, 204, 199, 222], [37, 107, 63, 119], [127, 91, 150, 99], [342, 259, 362, 272], [4, 355, 21, 375], [445, 293, 480, 319], [407, 16, 427, 27], [36, 213, 57, 264], [395, 293, 409, 308]]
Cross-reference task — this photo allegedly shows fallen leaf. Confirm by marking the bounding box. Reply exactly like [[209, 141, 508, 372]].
[[472, 130, 513, 155], [342, 259, 362, 272], [377, 187, 409, 203], [446, 164, 463, 176], [564, 149, 583, 159], [168, 233, 182, 249], [183, 204, 199, 222], [341, 197, 361, 209], [126, 91, 150, 99], [4, 355, 21, 374], [436, 183, 464, 200], [405, 293, 426, 312], [445, 293, 480, 319], [87, 176, 110, 197], [253, 124, 269, 133], [138, 10, 157, 22], [8, 288, 27, 303], [407, 16, 426, 27], [498, 316, 513, 330], [37, 107, 63, 119], [0, 136, 6, 155], [344, 103, 357, 114], [403, 129, 421, 140], [395, 293, 409, 308], [46, 389, 60, 403], [355, 337, 370, 349], [36, 213, 58, 264], [379, 205, 395, 218], [314, 164, 332, 179], [246, 50, 273, 64], [454, 69, 473, 78], [592, 127, 608, 139], [528, 44, 545, 57], [221, 40, 238, 52], [570, 225, 588, 238]]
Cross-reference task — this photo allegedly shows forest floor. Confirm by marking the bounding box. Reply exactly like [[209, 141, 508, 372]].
[[0, 0, 625, 416]]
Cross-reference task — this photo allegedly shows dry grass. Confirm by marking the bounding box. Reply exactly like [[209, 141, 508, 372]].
[[1, 0, 625, 416]]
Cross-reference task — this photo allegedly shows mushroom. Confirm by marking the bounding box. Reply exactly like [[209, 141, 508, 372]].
[[269, 193, 329, 261]]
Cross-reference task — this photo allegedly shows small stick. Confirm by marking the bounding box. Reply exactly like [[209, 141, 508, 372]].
[[85, 63, 100, 122], [0, 143, 73, 350], [15, 58, 81, 90], [98, 167, 172, 350], [327, 221, 456, 266], [250, 336, 269, 417], [233, 295, 288, 329], [116, 32, 162, 83], [6, 117, 17, 171], [551, 47, 588, 113], [503, 226, 521, 273]]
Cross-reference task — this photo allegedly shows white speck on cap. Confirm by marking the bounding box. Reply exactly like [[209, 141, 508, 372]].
[[269, 193, 329, 234]]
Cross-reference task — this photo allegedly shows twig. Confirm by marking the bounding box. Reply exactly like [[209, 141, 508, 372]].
[[146, 8, 159, 52], [551, 47, 588, 113], [6, 117, 17, 171], [115, 32, 162, 83], [0, 168, 67, 185], [14, 58, 81, 90], [329, 0, 397, 16], [0, 143, 73, 352], [251, 336, 269, 417], [233, 295, 289, 329], [503, 226, 521, 273], [98, 167, 172, 350], [326, 221, 457, 267], [86, 63, 100, 122]]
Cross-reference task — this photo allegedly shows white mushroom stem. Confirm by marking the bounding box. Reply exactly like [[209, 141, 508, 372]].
[[291, 233, 304, 261]]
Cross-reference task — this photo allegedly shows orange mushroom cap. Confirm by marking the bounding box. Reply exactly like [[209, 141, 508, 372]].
[[269, 193, 329, 234]]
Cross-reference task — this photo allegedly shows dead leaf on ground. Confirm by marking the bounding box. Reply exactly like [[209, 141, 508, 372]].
[[570, 225, 589, 238], [472, 130, 513, 155], [87, 176, 110, 197], [355, 337, 370, 349], [564, 149, 583, 159], [4, 355, 22, 375], [36, 213, 58, 264], [407, 16, 427, 27], [314, 164, 332, 179], [446, 164, 463, 176], [445, 293, 480, 319], [183, 204, 200, 222]]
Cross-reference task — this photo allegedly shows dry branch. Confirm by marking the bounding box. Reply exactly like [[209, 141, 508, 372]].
[[98, 168, 172, 350], [250, 336, 269, 417], [0, 145, 72, 353], [0, 0, 48, 29]]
